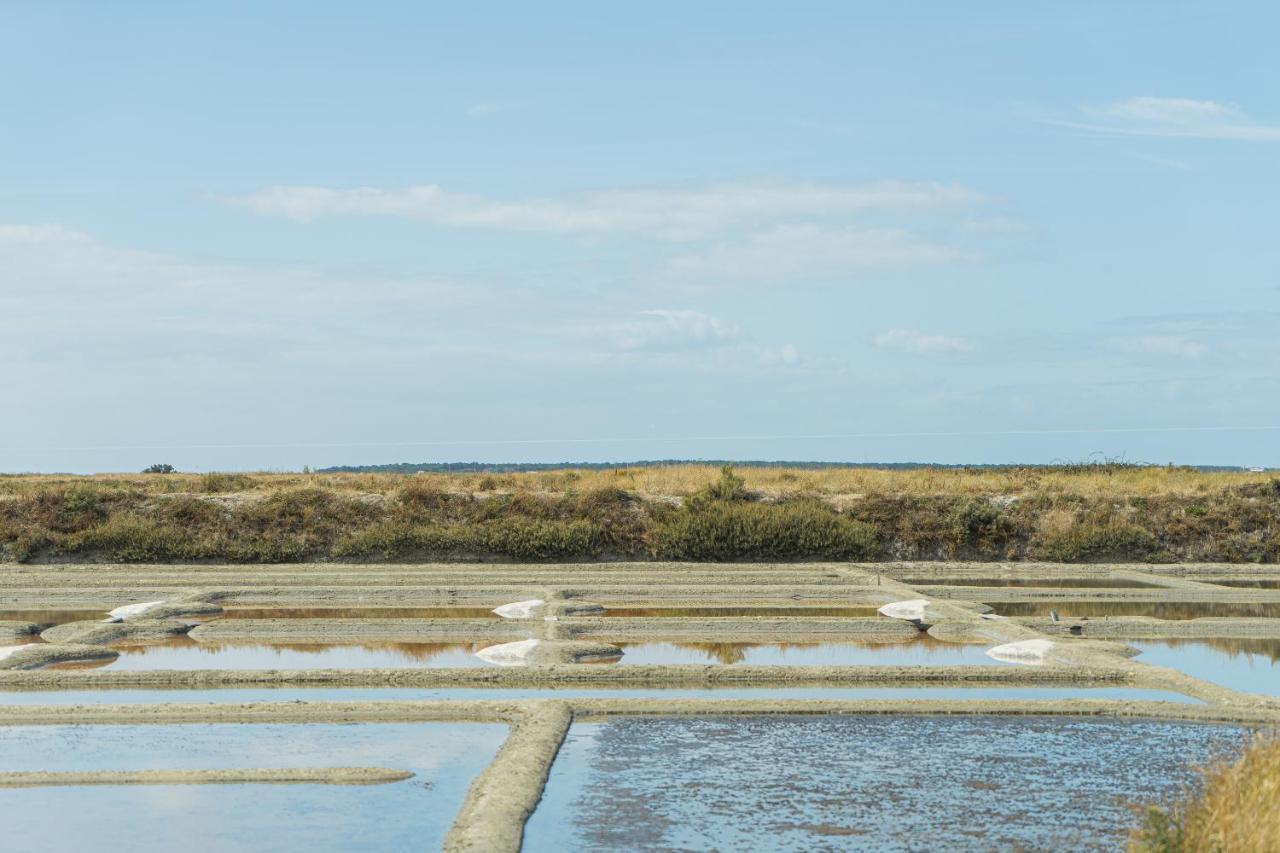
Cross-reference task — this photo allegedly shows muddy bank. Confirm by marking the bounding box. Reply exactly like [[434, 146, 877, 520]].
[[0, 621, 38, 642], [41, 618, 195, 646], [0, 643, 118, 671], [445, 702, 571, 853], [0, 663, 1136, 690], [0, 699, 526, 725], [0, 767, 414, 786]]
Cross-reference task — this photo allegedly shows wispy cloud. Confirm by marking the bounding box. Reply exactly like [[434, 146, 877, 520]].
[[227, 180, 981, 239], [873, 328, 973, 353], [668, 224, 971, 283], [1048, 96, 1280, 141], [611, 309, 742, 351], [1137, 335, 1207, 358]]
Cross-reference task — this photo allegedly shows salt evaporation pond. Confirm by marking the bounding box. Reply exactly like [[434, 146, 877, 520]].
[[1134, 638, 1280, 696], [104, 638, 511, 669], [525, 715, 1246, 852], [995, 601, 1280, 619], [611, 638, 1017, 666], [0, 722, 504, 852]]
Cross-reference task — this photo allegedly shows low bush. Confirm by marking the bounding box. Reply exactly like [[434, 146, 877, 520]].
[[654, 498, 880, 561], [1036, 520, 1159, 562], [1131, 732, 1280, 852]]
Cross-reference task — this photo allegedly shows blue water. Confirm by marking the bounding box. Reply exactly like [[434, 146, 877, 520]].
[[526, 716, 1246, 852], [0, 722, 504, 852], [612, 638, 1015, 666], [1133, 638, 1280, 696]]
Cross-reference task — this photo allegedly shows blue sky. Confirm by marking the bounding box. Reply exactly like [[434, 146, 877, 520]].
[[3, 1, 1278, 472]]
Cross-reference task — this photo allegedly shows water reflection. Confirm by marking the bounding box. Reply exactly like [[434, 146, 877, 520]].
[[106, 637, 510, 669], [996, 601, 1280, 619], [609, 637, 1009, 666]]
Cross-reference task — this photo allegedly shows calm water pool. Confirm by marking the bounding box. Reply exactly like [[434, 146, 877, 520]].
[[525, 716, 1245, 852], [0, 721, 504, 852], [103, 638, 510, 670], [609, 638, 1016, 666], [1134, 638, 1280, 696]]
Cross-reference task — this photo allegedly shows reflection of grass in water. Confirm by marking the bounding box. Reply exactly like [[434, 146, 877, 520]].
[[1143, 637, 1280, 665], [113, 638, 493, 664], [613, 636, 984, 665], [996, 602, 1280, 619], [0, 610, 104, 626]]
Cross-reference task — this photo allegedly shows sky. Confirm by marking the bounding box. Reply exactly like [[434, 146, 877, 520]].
[[2, 1, 1278, 473]]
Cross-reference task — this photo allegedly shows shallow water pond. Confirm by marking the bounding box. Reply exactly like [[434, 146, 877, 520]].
[[0, 721, 504, 852], [609, 637, 1016, 666], [525, 716, 1245, 852], [995, 601, 1280, 619], [1209, 579, 1280, 589], [1134, 638, 1280, 696], [105, 638, 510, 669], [0, 609, 108, 626]]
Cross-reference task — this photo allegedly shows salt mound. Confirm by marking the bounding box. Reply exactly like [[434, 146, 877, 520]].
[[877, 600, 930, 622], [492, 600, 545, 619], [474, 639, 541, 666], [103, 601, 165, 623], [986, 638, 1055, 665]]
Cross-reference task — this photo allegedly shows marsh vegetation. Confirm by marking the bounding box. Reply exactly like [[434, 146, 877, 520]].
[[1, 464, 1276, 563]]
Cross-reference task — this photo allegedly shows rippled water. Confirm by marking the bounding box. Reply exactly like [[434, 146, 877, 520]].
[[525, 716, 1246, 852]]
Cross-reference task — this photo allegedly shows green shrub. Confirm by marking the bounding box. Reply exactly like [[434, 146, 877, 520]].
[[201, 472, 254, 493], [655, 499, 879, 561], [1037, 521, 1158, 562]]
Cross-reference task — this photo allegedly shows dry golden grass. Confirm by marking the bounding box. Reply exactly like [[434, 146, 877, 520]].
[[0, 464, 1271, 500], [1131, 732, 1280, 852]]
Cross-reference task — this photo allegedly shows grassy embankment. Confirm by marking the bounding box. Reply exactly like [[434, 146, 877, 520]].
[[1131, 732, 1280, 852], [1, 464, 1277, 563]]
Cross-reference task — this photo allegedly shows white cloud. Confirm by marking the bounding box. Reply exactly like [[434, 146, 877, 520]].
[[600, 309, 742, 351], [873, 329, 973, 353], [1050, 97, 1280, 141], [669, 224, 971, 283], [1137, 335, 1207, 358], [228, 180, 981, 239], [0, 224, 490, 366]]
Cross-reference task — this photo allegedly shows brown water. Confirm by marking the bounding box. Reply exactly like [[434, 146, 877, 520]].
[[995, 601, 1280, 619], [0, 610, 106, 626], [905, 578, 1161, 589], [105, 637, 509, 669], [602, 607, 882, 618]]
